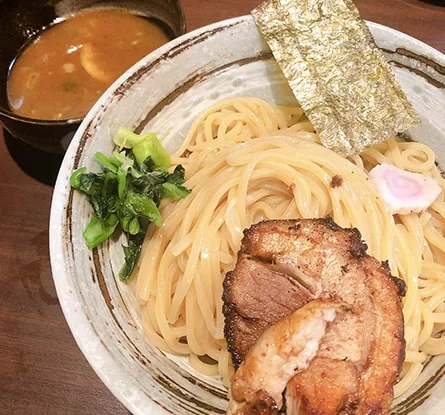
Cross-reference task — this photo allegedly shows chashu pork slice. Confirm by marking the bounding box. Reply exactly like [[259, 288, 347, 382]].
[[223, 218, 406, 415], [228, 299, 347, 415]]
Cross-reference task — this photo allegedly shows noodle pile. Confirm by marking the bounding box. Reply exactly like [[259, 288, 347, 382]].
[[135, 97, 445, 395]]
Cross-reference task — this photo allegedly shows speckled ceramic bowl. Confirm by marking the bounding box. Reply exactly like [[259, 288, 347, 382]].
[[50, 16, 445, 415]]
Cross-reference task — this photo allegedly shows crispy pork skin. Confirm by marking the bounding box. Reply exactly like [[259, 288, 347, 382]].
[[223, 218, 405, 415]]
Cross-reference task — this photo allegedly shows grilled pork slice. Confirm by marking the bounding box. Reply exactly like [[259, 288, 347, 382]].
[[223, 218, 405, 415], [223, 255, 315, 367], [285, 357, 359, 415], [227, 299, 346, 415]]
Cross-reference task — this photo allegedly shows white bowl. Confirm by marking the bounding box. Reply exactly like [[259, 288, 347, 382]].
[[50, 15, 445, 415]]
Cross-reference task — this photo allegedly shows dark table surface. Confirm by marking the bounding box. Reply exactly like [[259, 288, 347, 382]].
[[1, 0, 444, 413]]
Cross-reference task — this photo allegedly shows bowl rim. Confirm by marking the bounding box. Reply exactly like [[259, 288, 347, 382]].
[[49, 14, 445, 415]]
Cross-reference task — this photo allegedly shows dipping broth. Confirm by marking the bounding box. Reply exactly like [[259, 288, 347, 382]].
[[7, 9, 170, 120]]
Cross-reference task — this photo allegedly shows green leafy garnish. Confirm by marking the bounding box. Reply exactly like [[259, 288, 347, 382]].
[[70, 130, 190, 280], [114, 127, 171, 170], [83, 215, 119, 250], [119, 233, 145, 281]]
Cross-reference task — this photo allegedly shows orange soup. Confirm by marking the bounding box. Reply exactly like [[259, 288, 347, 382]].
[[7, 9, 170, 120]]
